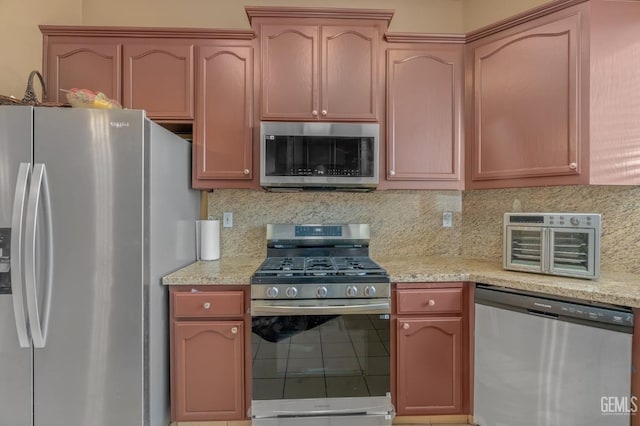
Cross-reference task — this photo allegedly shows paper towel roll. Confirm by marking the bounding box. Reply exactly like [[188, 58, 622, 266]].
[[197, 220, 220, 260]]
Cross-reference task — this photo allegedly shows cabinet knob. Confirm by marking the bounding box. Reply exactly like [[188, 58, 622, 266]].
[[390, 170, 396, 177], [311, 110, 318, 116], [569, 162, 577, 170], [243, 169, 250, 175], [403, 323, 410, 330], [203, 302, 211, 310], [321, 110, 327, 116], [231, 326, 238, 334], [428, 299, 436, 307]]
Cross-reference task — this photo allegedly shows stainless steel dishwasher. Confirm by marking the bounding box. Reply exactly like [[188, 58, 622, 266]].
[[474, 283, 634, 426]]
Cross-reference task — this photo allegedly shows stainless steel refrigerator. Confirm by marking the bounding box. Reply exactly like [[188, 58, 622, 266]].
[[0, 106, 200, 426]]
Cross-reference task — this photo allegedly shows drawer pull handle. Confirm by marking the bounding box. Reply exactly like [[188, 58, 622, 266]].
[[428, 299, 436, 307], [403, 323, 410, 330], [203, 302, 211, 310], [231, 326, 238, 334]]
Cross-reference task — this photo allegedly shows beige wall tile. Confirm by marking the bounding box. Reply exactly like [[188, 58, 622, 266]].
[[207, 189, 463, 260], [462, 185, 640, 273]]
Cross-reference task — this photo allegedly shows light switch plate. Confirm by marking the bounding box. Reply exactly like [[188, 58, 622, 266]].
[[443, 211, 453, 228], [223, 212, 233, 228]]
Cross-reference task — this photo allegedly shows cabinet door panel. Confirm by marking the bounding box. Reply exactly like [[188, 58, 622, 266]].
[[386, 47, 462, 182], [396, 317, 462, 415], [322, 26, 377, 120], [174, 321, 244, 421], [261, 25, 317, 119], [123, 43, 194, 119], [195, 45, 253, 182], [46, 41, 121, 104], [472, 14, 580, 181]]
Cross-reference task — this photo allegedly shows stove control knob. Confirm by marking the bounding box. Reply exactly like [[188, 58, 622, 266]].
[[364, 286, 376, 297], [346, 286, 358, 297], [570, 216, 581, 226], [316, 286, 328, 298], [266, 287, 279, 298], [286, 287, 298, 298]]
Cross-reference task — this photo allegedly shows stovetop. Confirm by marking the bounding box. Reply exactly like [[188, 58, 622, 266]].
[[251, 224, 390, 300], [254, 256, 386, 277]]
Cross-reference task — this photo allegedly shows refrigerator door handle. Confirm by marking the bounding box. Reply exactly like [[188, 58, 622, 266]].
[[24, 163, 54, 348], [10, 162, 31, 348]]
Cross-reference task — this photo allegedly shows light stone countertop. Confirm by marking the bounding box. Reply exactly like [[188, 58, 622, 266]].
[[162, 256, 640, 308]]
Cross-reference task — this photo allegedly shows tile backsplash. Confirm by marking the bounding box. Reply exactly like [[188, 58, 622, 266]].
[[462, 185, 640, 273], [208, 185, 640, 274], [207, 189, 462, 260]]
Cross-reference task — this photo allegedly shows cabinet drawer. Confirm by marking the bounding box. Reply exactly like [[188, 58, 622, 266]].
[[174, 291, 244, 318], [396, 288, 462, 314]]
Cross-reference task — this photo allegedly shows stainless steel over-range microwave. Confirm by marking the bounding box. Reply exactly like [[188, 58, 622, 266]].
[[504, 213, 601, 280], [260, 122, 379, 191]]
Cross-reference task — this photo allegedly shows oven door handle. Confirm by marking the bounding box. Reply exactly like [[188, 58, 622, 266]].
[[251, 300, 390, 316]]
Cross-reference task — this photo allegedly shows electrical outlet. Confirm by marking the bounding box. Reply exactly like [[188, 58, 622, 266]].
[[223, 212, 233, 228], [443, 211, 453, 228]]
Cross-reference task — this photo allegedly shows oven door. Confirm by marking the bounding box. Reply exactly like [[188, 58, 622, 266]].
[[251, 299, 394, 425], [549, 227, 598, 279], [504, 225, 546, 273]]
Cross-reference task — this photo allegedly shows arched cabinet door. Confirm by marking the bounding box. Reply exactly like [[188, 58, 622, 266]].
[[396, 317, 463, 415], [321, 25, 378, 121], [45, 39, 121, 104], [260, 24, 318, 120], [123, 42, 194, 119], [173, 321, 244, 421], [469, 10, 582, 187], [193, 44, 254, 187], [385, 45, 463, 189]]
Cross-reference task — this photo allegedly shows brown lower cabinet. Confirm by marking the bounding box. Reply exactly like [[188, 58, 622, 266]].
[[170, 286, 251, 422], [393, 282, 472, 416]]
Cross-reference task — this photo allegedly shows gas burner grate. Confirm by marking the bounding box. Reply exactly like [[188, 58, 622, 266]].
[[256, 257, 306, 276], [333, 256, 386, 276]]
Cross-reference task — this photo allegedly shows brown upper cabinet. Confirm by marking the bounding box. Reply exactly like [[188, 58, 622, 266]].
[[43, 36, 122, 105], [466, 0, 640, 189], [192, 42, 256, 188], [247, 7, 393, 122], [382, 36, 465, 190], [123, 41, 194, 119]]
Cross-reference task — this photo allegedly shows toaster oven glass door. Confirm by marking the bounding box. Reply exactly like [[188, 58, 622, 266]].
[[506, 226, 546, 273], [549, 228, 597, 278]]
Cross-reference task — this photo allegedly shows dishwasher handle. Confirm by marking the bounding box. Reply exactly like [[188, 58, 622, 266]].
[[526, 309, 558, 320]]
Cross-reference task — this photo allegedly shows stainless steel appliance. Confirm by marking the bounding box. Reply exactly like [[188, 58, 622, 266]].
[[250, 224, 394, 426], [260, 122, 379, 191], [504, 212, 601, 279], [0, 106, 200, 426], [474, 284, 633, 426]]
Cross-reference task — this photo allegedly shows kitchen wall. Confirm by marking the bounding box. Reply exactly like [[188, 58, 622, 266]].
[[0, 0, 551, 97], [0, 0, 82, 99], [206, 190, 463, 260], [462, 185, 640, 273]]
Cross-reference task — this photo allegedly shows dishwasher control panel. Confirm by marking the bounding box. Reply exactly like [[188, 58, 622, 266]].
[[476, 284, 634, 331]]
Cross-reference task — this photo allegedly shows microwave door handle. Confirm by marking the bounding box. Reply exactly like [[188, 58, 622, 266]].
[[24, 164, 54, 349], [10, 163, 31, 348]]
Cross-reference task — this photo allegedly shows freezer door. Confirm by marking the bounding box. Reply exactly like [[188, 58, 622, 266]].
[[32, 108, 146, 426], [0, 105, 34, 426]]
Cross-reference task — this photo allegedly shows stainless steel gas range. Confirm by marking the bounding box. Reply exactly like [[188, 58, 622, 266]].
[[250, 224, 394, 426]]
